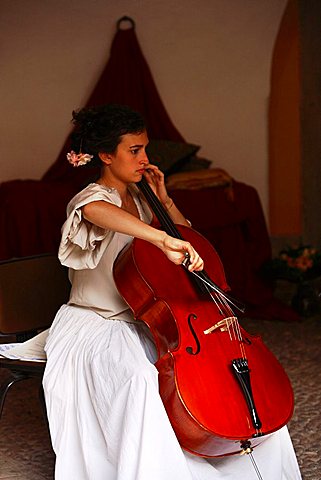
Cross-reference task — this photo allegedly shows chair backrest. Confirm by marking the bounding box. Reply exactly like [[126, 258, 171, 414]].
[[0, 254, 70, 335]]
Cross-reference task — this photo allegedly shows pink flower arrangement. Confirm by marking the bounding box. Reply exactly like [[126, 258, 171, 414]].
[[67, 151, 93, 167], [263, 245, 321, 283], [280, 247, 315, 272]]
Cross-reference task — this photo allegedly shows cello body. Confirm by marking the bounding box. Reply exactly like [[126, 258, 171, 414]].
[[113, 224, 294, 457]]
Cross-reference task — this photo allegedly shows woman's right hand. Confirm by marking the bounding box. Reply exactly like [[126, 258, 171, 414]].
[[160, 233, 204, 272]]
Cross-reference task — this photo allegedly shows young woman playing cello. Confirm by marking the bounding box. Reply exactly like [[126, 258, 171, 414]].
[[43, 104, 301, 480]]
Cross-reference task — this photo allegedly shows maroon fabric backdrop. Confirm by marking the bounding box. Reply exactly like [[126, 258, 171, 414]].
[[42, 25, 184, 186]]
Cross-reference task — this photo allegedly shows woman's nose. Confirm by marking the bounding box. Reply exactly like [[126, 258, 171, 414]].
[[140, 151, 149, 165]]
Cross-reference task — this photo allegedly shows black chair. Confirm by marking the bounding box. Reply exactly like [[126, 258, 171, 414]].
[[0, 254, 70, 420]]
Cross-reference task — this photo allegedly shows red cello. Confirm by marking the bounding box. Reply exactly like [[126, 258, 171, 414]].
[[113, 178, 294, 457]]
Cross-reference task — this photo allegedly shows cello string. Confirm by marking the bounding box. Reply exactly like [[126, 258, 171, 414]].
[[192, 272, 243, 346], [190, 269, 239, 344], [207, 290, 225, 316], [191, 271, 244, 312], [192, 274, 240, 347], [234, 318, 245, 346], [200, 282, 247, 358], [219, 295, 246, 357], [197, 271, 245, 313], [219, 296, 241, 341], [201, 286, 240, 352], [193, 269, 240, 346]]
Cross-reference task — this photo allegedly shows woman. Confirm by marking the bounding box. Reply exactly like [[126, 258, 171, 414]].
[[43, 104, 301, 480]]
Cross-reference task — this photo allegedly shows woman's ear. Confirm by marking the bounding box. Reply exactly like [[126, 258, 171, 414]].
[[99, 152, 112, 165]]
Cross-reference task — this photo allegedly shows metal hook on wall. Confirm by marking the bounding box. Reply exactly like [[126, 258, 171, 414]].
[[117, 16, 136, 30]]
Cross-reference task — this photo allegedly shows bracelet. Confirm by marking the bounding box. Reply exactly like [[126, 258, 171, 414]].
[[166, 199, 174, 210]]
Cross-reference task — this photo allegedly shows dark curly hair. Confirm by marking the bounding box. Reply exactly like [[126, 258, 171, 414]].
[[70, 104, 146, 166]]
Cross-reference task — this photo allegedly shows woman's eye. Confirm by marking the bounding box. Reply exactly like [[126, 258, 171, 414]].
[[131, 149, 139, 155]]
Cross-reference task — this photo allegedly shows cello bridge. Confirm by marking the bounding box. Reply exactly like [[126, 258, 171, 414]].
[[203, 316, 238, 334]]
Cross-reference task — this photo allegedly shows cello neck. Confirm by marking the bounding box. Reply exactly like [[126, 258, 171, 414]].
[[137, 177, 213, 294], [137, 177, 183, 239]]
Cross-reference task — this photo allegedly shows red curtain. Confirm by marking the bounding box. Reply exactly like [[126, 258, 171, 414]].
[[42, 23, 184, 185]]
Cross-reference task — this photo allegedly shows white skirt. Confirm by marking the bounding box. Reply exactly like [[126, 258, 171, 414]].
[[43, 305, 301, 480]]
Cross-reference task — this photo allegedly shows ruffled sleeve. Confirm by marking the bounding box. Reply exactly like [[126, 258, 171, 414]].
[[58, 184, 121, 270]]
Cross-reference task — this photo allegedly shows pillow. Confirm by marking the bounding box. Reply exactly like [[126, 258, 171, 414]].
[[146, 140, 200, 176], [178, 155, 211, 172]]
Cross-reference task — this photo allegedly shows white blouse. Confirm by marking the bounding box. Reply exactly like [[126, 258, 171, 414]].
[[58, 183, 153, 322]]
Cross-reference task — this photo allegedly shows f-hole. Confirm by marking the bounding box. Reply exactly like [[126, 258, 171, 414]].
[[186, 314, 201, 355]]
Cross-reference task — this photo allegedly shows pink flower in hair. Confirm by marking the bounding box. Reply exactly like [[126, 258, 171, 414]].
[[67, 150, 93, 167]]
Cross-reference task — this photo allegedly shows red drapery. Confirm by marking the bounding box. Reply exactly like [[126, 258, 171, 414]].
[[42, 22, 184, 185]]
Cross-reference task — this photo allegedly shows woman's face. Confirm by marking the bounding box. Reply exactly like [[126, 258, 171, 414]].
[[102, 131, 149, 185]]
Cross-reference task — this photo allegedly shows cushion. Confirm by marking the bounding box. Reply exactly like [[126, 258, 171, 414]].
[[179, 155, 211, 172], [146, 140, 200, 176], [166, 168, 234, 200]]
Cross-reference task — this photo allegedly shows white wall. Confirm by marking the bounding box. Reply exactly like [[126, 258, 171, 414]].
[[0, 0, 287, 220]]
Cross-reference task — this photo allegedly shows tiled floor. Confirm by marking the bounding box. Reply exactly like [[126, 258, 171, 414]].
[[1, 313, 321, 479], [0, 377, 54, 479]]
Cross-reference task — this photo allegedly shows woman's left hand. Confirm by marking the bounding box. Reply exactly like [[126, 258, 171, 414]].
[[143, 164, 172, 209]]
